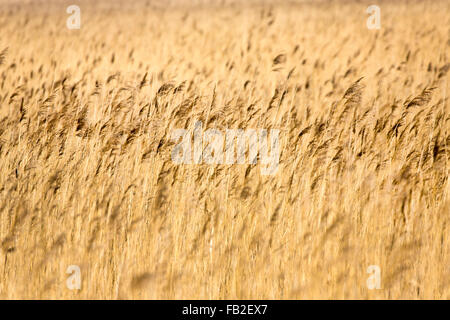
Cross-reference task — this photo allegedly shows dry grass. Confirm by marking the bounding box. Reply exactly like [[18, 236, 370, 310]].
[[0, 0, 449, 299]]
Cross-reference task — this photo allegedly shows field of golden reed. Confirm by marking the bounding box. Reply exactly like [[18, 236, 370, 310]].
[[0, 0, 449, 299]]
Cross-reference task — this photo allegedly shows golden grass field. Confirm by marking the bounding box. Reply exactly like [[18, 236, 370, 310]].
[[0, 0, 449, 299]]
